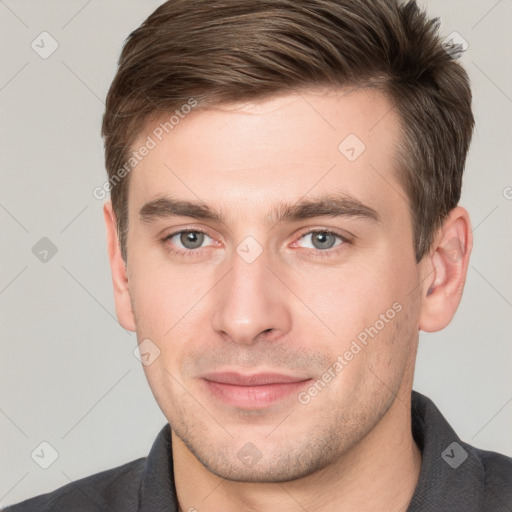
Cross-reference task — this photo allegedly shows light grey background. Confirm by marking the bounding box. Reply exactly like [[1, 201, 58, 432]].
[[1, 0, 511, 507]]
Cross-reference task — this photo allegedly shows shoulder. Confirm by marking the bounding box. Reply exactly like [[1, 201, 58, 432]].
[[410, 390, 512, 508], [470, 444, 512, 507], [2, 457, 146, 512]]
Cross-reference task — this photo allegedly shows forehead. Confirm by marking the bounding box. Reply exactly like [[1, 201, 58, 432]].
[[128, 87, 407, 224]]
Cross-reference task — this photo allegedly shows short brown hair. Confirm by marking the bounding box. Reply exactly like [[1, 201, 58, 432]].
[[101, 0, 474, 263]]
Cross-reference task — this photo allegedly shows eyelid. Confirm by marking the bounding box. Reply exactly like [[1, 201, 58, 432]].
[[291, 227, 351, 245], [162, 223, 214, 237], [162, 226, 350, 242]]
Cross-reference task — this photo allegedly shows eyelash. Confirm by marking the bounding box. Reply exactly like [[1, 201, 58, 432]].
[[161, 228, 351, 260]]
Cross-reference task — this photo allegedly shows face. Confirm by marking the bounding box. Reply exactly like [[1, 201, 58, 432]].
[[119, 88, 424, 482]]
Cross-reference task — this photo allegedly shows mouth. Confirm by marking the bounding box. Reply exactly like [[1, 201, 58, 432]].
[[201, 372, 312, 409]]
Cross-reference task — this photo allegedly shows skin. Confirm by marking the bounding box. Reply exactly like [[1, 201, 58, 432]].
[[104, 87, 472, 512]]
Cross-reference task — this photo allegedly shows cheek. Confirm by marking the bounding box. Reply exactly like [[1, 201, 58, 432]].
[[295, 258, 408, 333], [298, 250, 418, 382], [129, 262, 217, 382], [129, 259, 206, 335]]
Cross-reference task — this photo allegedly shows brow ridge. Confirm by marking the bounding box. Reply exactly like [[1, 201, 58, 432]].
[[138, 193, 380, 225]]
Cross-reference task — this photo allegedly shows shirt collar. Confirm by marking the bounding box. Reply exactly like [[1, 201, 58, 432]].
[[407, 390, 484, 511], [138, 424, 178, 512]]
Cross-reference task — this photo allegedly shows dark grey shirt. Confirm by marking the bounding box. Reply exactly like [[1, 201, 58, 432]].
[[4, 391, 512, 511]]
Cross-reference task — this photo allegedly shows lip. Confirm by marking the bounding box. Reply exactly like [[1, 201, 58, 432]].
[[201, 372, 312, 409]]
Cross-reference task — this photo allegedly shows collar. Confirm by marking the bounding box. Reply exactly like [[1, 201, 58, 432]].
[[138, 423, 178, 512], [407, 390, 485, 511]]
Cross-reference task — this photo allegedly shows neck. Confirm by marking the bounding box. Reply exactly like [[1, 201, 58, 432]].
[[173, 389, 422, 512]]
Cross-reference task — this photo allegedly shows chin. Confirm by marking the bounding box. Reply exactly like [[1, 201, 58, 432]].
[[177, 427, 338, 483]]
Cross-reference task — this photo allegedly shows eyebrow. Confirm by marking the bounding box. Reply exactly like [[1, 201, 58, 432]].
[[139, 193, 380, 226]]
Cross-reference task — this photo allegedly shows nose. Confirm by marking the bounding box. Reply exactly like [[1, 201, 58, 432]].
[[210, 246, 292, 345]]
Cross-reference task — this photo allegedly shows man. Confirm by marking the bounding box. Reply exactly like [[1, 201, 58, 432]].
[[5, 0, 512, 510]]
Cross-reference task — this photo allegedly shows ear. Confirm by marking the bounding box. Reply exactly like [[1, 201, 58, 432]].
[[418, 206, 473, 332], [103, 201, 136, 332]]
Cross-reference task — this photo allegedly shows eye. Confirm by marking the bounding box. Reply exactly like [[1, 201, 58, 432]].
[[292, 229, 350, 258], [161, 227, 350, 260], [295, 230, 346, 251], [163, 229, 214, 254]]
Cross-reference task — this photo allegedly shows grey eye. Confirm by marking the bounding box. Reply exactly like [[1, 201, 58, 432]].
[[179, 231, 206, 249], [308, 231, 339, 250]]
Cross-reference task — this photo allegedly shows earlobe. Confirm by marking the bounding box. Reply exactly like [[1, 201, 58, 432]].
[[103, 201, 136, 332], [418, 206, 473, 333]]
